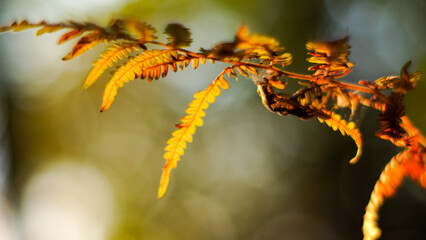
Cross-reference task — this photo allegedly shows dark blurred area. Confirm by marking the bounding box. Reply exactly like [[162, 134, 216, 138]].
[[0, 0, 426, 239]]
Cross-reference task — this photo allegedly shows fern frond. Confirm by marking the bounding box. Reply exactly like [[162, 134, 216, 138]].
[[318, 112, 362, 164], [0, 20, 69, 39], [362, 146, 426, 240], [158, 75, 229, 199], [83, 44, 141, 89], [138, 62, 169, 81], [362, 150, 407, 240], [100, 49, 178, 112]]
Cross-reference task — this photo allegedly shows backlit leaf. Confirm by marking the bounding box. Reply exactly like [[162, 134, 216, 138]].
[[363, 146, 426, 240], [0, 20, 32, 32], [100, 49, 179, 111], [111, 19, 157, 42], [236, 25, 281, 53], [159, 74, 229, 199], [318, 112, 362, 164], [362, 150, 406, 240], [62, 31, 105, 60], [36, 25, 63, 36], [306, 37, 353, 77], [58, 29, 84, 44], [83, 44, 141, 89], [164, 23, 192, 48]]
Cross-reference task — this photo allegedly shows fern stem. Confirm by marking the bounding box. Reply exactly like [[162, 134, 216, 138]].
[[165, 48, 390, 100]]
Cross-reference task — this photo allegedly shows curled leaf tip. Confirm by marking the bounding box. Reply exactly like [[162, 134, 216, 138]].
[[318, 114, 363, 164], [349, 148, 362, 164]]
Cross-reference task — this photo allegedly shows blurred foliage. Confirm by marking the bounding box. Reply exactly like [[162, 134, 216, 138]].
[[0, 0, 425, 240]]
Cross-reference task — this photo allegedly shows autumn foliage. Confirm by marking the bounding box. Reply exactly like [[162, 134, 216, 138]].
[[1, 19, 425, 240]]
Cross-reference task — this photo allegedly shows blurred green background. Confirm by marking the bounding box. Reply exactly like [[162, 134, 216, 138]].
[[0, 0, 426, 239]]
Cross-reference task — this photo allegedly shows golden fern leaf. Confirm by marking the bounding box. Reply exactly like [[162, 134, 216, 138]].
[[318, 112, 362, 164], [140, 57, 201, 80], [58, 29, 84, 44], [164, 23, 192, 48], [83, 44, 141, 89], [100, 49, 177, 112], [0, 20, 65, 36], [58, 21, 106, 44], [36, 24, 64, 36], [306, 37, 353, 77], [234, 25, 289, 62], [138, 60, 175, 81], [275, 52, 293, 66], [362, 150, 408, 240], [62, 31, 106, 61], [236, 25, 281, 53], [0, 20, 41, 32], [111, 19, 157, 42], [122, 20, 157, 42], [235, 66, 249, 78], [240, 65, 258, 75], [192, 58, 199, 69], [158, 75, 229, 199]]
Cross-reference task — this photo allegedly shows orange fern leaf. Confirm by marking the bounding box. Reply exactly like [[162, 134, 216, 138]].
[[164, 23, 192, 48], [236, 25, 281, 53], [362, 150, 407, 240], [58, 29, 84, 44], [36, 24, 64, 36], [111, 19, 157, 43], [362, 146, 425, 240], [138, 59, 181, 81], [62, 31, 106, 61], [100, 49, 178, 112], [0, 20, 41, 33], [83, 44, 141, 89], [239, 65, 258, 75], [306, 37, 353, 77], [318, 112, 362, 164], [0, 20, 65, 36], [158, 75, 229, 199]]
